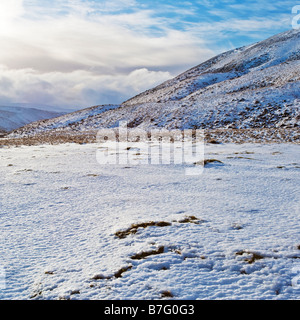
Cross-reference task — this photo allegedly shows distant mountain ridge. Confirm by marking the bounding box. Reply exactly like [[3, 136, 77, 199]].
[[6, 28, 300, 139], [0, 105, 65, 133]]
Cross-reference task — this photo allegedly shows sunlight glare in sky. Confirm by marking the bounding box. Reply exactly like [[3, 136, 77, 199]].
[[0, 0, 23, 21]]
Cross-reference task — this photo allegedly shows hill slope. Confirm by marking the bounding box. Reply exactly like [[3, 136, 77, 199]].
[[0, 106, 65, 133], [6, 29, 300, 139]]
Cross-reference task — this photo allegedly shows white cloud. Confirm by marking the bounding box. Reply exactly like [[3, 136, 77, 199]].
[[186, 14, 291, 46], [3, 7, 211, 72], [0, 65, 172, 108], [0, 0, 24, 20], [0, 0, 24, 31]]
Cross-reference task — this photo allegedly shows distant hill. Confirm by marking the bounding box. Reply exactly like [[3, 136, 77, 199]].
[[0, 105, 65, 133]]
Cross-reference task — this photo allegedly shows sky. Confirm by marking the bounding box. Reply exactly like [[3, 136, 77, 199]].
[[0, 0, 297, 110]]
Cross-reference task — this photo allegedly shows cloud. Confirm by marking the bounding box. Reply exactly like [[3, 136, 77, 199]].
[[0, 65, 173, 108], [5, 0, 212, 73], [184, 12, 292, 53], [5, 6, 211, 72], [0, 0, 24, 20]]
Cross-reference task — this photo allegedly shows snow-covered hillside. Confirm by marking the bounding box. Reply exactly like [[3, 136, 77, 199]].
[[6, 29, 300, 139], [0, 105, 64, 133], [124, 29, 300, 106], [119, 28, 300, 130], [6, 105, 120, 137]]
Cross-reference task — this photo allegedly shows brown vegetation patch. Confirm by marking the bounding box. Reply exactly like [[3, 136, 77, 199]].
[[116, 216, 202, 239], [92, 265, 133, 280], [231, 223, 243, 230], [70, 290, 80, 295], [234, 151, 255, 155], [0, 131, 98, 146], [1, 128, 299, 147], [44, 271, 54, 275], [245, 253, 264, 264], [227, 156, 255, 160], [194, 159, 224, 166], [115, 221, 171, 239], [130, 246, 165, 260], [91, 274, 109, 280], [235, 250, 264, 264], [114, 265, 133, 278], [178, 215, 201, 224], [206, 139, 221, 144], [204, 159, 223, 166], [161, 290, 174, 298]]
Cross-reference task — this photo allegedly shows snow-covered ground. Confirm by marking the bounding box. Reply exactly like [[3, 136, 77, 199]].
[[1, 142, 299, 300]]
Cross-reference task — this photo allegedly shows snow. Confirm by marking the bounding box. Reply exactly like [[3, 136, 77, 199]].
[[1, 142, 299, 300]]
